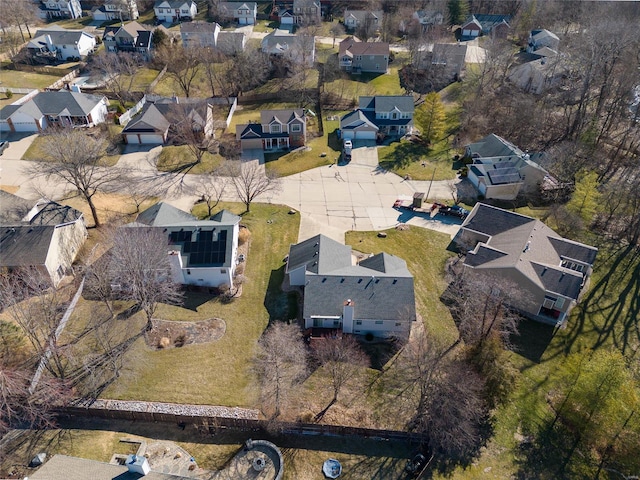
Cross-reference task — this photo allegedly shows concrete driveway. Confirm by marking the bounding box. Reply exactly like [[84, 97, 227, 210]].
[[350, 146, 378, 167], [0, 132, 39, 161]]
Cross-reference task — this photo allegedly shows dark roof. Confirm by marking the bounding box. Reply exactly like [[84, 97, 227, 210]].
[[135, 30, 152, 48], [215, 31, 245, 54], [237, 123, 263, 139], [359, 252, 408, 273], [531, 262, 583, 299], [287, 234, 352, 275], [122, 103, 171, 133], [339, 37, 389, 56], [548, 236, 598, 265], [0, 225, 55, 267], [460, 203, 534, 237], [0, 191, 32, 224], [135, 202, 196, 226], [340, 109, 378, 132], [487, 166, 521, 185], [29, 454, 192, 480], [303, 273, 415, 321], [210, 209, 241, 223], [358, 95, 414, 113], [260, 109, 304, 125], [30, 26, 92, 47], [466, 133, 523, 158], [464, 245, 508, 267]]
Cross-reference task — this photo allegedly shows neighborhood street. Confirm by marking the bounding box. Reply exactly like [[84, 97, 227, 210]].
[[0, 135, 465, 243]]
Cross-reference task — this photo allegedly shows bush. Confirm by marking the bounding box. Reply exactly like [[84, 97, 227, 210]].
[[158, 337, 170, 348], [5, 90, 13, 99], [238, 227, 251, 245]]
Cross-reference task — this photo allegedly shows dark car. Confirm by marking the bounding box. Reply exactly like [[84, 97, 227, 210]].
[[0, 141, 9, 156], [450, 205, 470, 218], [405, 453, 429, 477]]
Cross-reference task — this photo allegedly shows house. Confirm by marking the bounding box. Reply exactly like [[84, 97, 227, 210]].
[[527, 29, 559, 57], [236, 108, 306, 151], [343, 9, 383, 37], [122, 97, 216, 144], [508, 56, 566, 94], [340, 95, 414, 141], [216, 1, 257, 25], [453, 203, 598, 326], [0, 195, 88, 287], [261, 29, 315, 65], [413, 43, 468, 90], [126, 202, 241, 288], [103, 21, 153, 58], [28, 454, 193, 480], [180, 22, 246, 53], [154, 0, 198, 23], [412, 9, 444, 28], [286, 234, 416, 338], [279, 8, 294, 27], [38, 0, 82, 20], [27, 26, 96, 62], [0, 91, 109, 133], [91, 0, 139, 21], [292, 0, 321, 25], [464, 134, 551, 200], [460, 14, 511, 39], [338, 36, 389, 74]]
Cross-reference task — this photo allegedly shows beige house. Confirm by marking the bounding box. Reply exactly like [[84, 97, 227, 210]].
[[236, 108, 306, 151], [454, 203, 598, 326]]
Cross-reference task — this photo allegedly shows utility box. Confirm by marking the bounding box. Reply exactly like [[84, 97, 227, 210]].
[[413, 192, 425, 208]]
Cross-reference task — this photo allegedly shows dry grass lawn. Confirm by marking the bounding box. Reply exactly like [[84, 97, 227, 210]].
[[59, 191, 158, 228]]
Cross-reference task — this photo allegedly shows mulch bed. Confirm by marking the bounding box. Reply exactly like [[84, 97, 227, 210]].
[[146, 318, 226, 350]]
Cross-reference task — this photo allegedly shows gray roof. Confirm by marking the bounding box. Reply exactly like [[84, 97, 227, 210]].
[[0, 190, 32, 224], [26, 200, 84, 226], [219, 1, 257, 10], [344, 9, 383, 24], [466, 133, 524, 158], [339, 37, 389, 56], [287, 234, 352, 275], [180, 21, 218, 34], [359, 95, 414, 113], [340, 109, 378, 132], [104, 21, 148, 39], [155, 0, 196, 9], [0, 225, 55, 267], [458, 203, 598, 300], [261, 109, 304, 125], [210, 209, 241, 224], [135, 202, 196, 226], [359, 252, 410, 274], [216, 31, 245, 54], [29, 26, 93, 48], [1, 91, 106, 121], [122, 103, 171, 134], [29, 454, 192, 480]]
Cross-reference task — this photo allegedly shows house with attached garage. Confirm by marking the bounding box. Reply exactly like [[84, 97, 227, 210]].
[[0, 91, 109, 133], [103, 21, 154, 59], [236, 108, 306, 152], [27, 26, 96, 62], [0, 193, 88, 287], [340, 95, 414, 141], [527, 29, 559, 57], [465, 133, 552, 200], [91, 0, 139, 21], [38, 0, 82, 20], [338, 36, 389, 74], [292, 0, 321, 25], [454, 203, 598, 326], [287, 234, 416, 338], [460, 14, 511, 39], [180, 22, 246, 53], [216, 2, 257, 25], [154, 0, 198, 23], [126, 202, 241, 288]]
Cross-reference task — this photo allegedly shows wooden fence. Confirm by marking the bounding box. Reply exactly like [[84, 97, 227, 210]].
[[57, 404, 424, 444]]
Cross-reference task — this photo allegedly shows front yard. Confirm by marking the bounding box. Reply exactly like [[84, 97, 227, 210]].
[[156, 145, 225, 174]]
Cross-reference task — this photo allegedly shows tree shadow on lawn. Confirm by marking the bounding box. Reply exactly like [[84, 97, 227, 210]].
[[379, 142, 453, 170], [263, 265, 297, 322], [510, 319, 559, 364]]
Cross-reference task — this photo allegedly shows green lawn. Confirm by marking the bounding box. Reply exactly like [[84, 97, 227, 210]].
[[246, 70, 319, 95], [100, 202, 300, 406], [324, 67, 405, 105], [21, 135, 121, 166], [156, 145, 224, 174], [152, 69, 214, 98], [0, 69, 63, 90], [264, 118, 339, 176], [127, 68, 163, 93]]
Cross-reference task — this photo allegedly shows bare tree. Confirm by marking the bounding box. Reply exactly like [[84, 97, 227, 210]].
[[155, 45, 202, 97], [195, 170, 227, 217], [226, 161, 281, 213], [329, 22, 345, 47], [253, 322, 308, 419], [168, 102, 218, 166], [27, 129, 123, 228], [90, 52, 143, 106], [109, 227, 183, 330], [312, 335, 369, 419], [2, 0, 38, 42], [223, 50, 272, 97]]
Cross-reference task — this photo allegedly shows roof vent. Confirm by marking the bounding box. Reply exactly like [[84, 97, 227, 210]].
[[126, 455, 150, 476], [523, 241, 531, 253]]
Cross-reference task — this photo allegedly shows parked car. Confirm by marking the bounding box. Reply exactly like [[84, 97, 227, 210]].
[[0, 141, 9, 155], [343, 139, 352, 160]]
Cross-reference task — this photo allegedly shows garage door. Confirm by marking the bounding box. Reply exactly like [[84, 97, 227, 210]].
[[239, 18, 246, 24], [125, 134, 140, 144], [354, 130, 376, 140], [140, 134, 164, 144]]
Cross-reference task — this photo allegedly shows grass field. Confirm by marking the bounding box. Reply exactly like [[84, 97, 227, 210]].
[[156, 145, 224, 174], [324, 67, 405, 104], [99, 202, 300, 406], [0, 69, 63, 90], [21, 135, 121, 166]]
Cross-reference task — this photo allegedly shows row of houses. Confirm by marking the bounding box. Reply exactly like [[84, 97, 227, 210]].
[[0, 187, 597, 334]]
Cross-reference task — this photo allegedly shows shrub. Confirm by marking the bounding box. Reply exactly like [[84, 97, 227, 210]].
[[174, 334, 186, 347], [238, 227, 251, 245], [158, 337, 170, 348], [5, 90, 13, 99]]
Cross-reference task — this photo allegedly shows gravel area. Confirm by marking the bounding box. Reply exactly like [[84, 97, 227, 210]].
[[81, 399, 259, 420]]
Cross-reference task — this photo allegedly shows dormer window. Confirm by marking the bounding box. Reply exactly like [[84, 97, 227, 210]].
[[561, 259, 585, 273], [391, 112, 398, 119], [270, 124, 281, 134]]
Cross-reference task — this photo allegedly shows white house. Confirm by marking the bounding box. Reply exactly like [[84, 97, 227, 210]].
[[128, 203, 241, 288], [92, 0, 139, 21], [0, 91, 109, 133], [154, 0, 198, 23], [27, 26, 96, 61], [38, 0, 82, 19], [217, 2, 257, 25], [287, 234, 416, 338]]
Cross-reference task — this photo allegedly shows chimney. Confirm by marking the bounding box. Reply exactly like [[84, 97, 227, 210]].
[[126, 454, 150, 475]]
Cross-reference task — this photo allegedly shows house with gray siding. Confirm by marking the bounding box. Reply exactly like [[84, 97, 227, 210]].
[[236, 108, 306, 151], [217, 1, 257, 25], [287, 234, 416, 338], [454, 203, 597, 326], [340, 95, 414, 141], [339, 36, 389, 74]]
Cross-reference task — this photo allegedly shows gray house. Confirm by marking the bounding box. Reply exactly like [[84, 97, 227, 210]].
[[261, 28, 315, 65], [103, 21, 153, 59], [454, 203, 598, 326], [236, 108, 306, 151], [217, 1, 257, 25], [338, 36, 389, 74], [292, 0, 321, 25], [343, 9, 383, 37], [180, 22, 246, 53], [287, 234, 416, 338], [340, 95, 414, 141]]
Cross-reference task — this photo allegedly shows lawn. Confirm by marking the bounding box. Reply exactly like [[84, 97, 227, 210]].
[[227, 101, 301, 132], [59, 191, 158, 228], [100, 202, 300, 406], [125, 68, 163, 93], [0, 68, 63, 90], [246, 70, 319, 95], [323, 67, 405, 104], [21, 135, 121, 166], [263, 118, 339, 176], [156, 145, 225, 174]]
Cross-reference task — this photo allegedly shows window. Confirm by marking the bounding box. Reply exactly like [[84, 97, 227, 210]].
[[57, 265, 65, 278], [270, 124, 281, 134], [291, 123, 301, 132], [395, 322, 402, 326], [375, 63, 380, 69], [355, 320, 362, 325], [543, 295, 556, 310], [186, 269, 191, 275], [392, 112, 398, 119], [333, 320, 340, 326], [375, 320, 383, 325], [561, 259, 585, 272], [313, 318, 323, 327], [555, 297, 565, 309], [356, 55, 362, 61], [221, 269, 227, 274]]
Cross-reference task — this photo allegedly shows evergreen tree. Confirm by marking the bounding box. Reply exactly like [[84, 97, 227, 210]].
[[415, 92, 446, 145], [448, 0, 469, 25]]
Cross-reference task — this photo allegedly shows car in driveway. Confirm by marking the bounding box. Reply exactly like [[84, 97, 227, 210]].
[[0, 141, 9, 155]]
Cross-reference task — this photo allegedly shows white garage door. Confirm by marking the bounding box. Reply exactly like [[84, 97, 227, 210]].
[[125, 134, 140, 144], [354, 130, 376, 140], [239, 18, 247, 24]]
